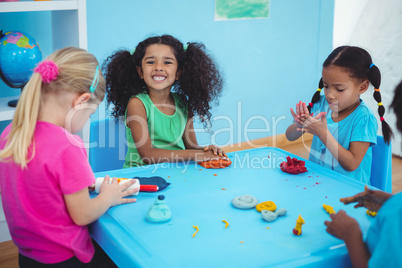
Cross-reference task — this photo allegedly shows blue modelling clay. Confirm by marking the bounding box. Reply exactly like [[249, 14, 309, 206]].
[[134, 176, 171, 191], [146, 195, 172, 223], [261, 208, 287, 222], [231, 195, 258, 209]]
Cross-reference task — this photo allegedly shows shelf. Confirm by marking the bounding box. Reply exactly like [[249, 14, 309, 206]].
[[0, 0, 78, 13], [0, 97, 17, 121]]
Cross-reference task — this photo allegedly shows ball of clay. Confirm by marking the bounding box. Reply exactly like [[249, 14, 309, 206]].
[[231, 195, 258, 209]]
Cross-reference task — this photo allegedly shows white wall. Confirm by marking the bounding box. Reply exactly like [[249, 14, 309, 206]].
[[333, 0, 402, 156]]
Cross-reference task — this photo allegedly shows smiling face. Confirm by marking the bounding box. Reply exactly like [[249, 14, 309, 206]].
[[322, 65, 369, 120], [136, 44, 180, 93]]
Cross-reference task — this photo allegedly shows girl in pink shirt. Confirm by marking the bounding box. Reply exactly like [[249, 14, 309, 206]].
[[0, 47, 138, 267]]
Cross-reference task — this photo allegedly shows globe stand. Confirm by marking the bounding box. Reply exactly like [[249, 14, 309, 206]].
[[0, 66, 27, 108]]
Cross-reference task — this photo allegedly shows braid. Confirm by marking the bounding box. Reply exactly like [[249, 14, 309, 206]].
[[368, 64, 393, 144], [307, 78, 323, 113]]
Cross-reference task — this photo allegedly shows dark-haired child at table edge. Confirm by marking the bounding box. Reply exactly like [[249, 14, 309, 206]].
[[286, 46, 393, 184], [324, 80, 402, 268]]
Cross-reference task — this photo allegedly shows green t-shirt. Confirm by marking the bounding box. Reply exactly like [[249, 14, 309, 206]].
[[123, 92, 188, 168]]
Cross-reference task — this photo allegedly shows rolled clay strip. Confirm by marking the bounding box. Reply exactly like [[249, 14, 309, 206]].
[[261, 208, 287, 222], [256, 201, 277, 212], [231, 195, 258, 209], [261, 210, 277, 222]]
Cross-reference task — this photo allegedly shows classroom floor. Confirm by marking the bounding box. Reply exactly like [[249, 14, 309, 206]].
[[1, 142, 401, 267]]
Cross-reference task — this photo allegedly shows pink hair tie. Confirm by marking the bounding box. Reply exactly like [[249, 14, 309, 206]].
[[34, 60, 59, 84], [380, 117, 385, 122], [309, 102, 313, 107]]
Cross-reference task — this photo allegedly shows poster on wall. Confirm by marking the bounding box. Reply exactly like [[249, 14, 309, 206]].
[[215, 0, 270, 21]]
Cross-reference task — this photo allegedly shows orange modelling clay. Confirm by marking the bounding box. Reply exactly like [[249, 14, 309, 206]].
[[256, 201, 277, 212], [192, 225, 199, 237], [198, 158, 232, 169], [323, 204, 336, 215], [293, 215, 305, 236]]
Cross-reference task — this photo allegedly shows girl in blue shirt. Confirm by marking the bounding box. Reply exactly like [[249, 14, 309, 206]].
[[324, 79, 402, 267], [286, 46, 393, 183]]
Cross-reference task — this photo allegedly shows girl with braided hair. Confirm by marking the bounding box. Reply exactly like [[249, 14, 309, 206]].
[[286, 46, 393, 183], [103, 35, 227, 168]]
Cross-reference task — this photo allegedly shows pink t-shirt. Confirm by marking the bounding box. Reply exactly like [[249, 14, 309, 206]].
[[0, 122, 96, 264]]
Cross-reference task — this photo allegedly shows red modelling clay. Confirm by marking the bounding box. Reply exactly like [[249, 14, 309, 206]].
[[280, 156, 307, 174]]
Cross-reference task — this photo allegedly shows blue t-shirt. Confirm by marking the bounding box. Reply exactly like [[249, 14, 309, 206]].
[[309, 96, 378, 183], [365, 192, 402, 267]]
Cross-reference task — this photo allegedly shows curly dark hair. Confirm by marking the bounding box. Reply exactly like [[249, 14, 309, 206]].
[[102, 34, 224, 128]]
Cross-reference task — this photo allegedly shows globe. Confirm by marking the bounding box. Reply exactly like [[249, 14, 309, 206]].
[[0, 30, 42, 107]]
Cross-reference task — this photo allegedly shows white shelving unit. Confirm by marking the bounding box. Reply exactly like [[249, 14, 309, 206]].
[[0, 0, 88, 243]]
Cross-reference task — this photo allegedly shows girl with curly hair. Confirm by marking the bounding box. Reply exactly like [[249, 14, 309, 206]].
[[103, 35, 227, 168]]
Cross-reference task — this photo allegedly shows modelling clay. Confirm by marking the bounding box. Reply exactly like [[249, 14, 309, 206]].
[[95, 177, 139, 195], [146, 195, 172, 223], [280, 156, 307, 174], [231, 195, 258, 209], [366, 210, 377, 217], [261, 211, 277, 222], [198, 158, 232, 169], [222, 220, 229, 228], [293, 214, 305, 236], [192, 225, 199, 237], [256, 201, 277, 212], [261, 208, 287, 222], [323, 204, 336, 215], [134, 176, 170, 191]]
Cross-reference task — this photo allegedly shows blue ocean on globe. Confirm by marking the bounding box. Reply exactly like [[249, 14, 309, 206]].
[[0, 31, 42, 85]]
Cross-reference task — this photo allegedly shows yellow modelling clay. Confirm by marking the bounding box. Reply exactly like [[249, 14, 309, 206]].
[[367, 210, 377, 217], [222, 220, 229, 228], [192, 225, 199, 237], [293, 215, 305, 236], [323, 204, 336, 215], [256, 201, 277, 212]]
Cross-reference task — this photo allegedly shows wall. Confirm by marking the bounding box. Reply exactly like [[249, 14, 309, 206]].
[[86, 0, 334, 147], [0, 1, 334, 146], [333, 0, 402, 156]]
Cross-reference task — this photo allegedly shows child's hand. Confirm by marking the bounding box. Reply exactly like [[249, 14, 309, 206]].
[[203, 145, 228, 158], [340, 185, 392, 212], [290, 101, 310, 128], [99, 175, 138, 207], [297, 111, 327, 137], [324, 210, 362, 241], [194, 145, 227, 162]]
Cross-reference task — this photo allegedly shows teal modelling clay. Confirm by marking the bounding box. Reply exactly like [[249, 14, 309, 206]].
[[146, 195, 172, 223]]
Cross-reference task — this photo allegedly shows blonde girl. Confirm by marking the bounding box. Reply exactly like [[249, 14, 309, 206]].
[[0, 47, 137, 267]]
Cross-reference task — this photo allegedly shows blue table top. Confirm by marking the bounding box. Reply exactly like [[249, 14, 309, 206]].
[[89, 147, 373, 268]]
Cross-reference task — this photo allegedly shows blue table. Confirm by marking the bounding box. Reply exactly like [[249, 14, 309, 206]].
[[89, 147, 373, 268]]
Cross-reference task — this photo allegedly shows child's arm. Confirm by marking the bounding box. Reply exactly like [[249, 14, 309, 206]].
[[182, 118, 227, 157], [64, 176, 137, 226], [324, 210, 370, 268], [127, 98, 225, 164], [297, 103, 369, 171], [340, 185, 392, 212]]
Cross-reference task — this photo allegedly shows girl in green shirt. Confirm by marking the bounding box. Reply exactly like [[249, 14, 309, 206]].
[[104, 35, 227, 167]]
